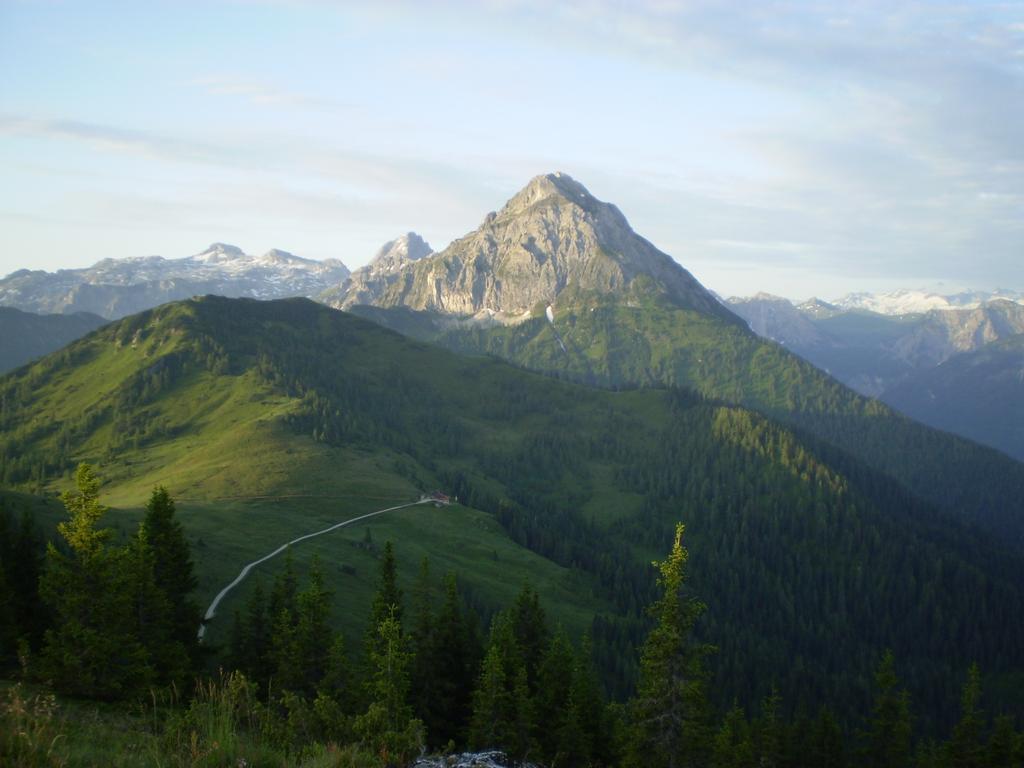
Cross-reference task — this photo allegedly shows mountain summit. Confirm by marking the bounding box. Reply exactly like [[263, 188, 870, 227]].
[[334, 173, 734, 323]]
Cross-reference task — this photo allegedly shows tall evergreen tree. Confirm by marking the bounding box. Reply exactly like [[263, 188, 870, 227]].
[[947, 664, 985, 768], [409, 556, 437, 729], [129, 523, 189, 686], [424, 572, 480, 747], [862, 651, 912, 768], [38, 464, 152, 698], [291, 555, 334, 696], [470, 611, 535, 760], [0, 508, 46, 658], [627, 522, 714, 768], [712, 705, 755, 768], [534, 626, 576, 760], [365, 540, 403, 665], [354, 607, 424, 764], [511, 583, 549, 694], [807, 706, 846, 768], [985, 715, 1021, 768], [142, 486, 200, 664]]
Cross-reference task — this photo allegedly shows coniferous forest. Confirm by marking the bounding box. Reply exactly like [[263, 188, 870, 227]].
[[2, 465, 1022, 767]]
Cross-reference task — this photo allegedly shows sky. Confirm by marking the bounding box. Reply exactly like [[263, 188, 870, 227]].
[[1, 0, 1022, 300]]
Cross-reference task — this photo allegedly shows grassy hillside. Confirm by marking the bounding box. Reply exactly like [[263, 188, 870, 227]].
[[3, 295, 1024, 729]]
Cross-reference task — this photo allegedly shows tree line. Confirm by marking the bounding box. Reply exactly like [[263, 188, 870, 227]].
[[2, 467, 1022, 766]]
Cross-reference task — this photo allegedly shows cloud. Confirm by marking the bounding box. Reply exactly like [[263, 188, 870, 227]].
[[0, 114, 235, 167]]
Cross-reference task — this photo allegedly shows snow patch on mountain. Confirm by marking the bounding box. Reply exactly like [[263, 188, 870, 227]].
[[833, 288, 1023, 316], [0, 243, 350, 319]]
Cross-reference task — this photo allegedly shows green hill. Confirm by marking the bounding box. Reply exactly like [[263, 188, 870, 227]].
[[3, 295, 1024, 729], [353, 287, 1024, 548]]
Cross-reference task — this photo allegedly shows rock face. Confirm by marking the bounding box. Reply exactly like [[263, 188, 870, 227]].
[[727, 292, 834, 349], [334, 173, 734, 324], [725, 293, 1024, 398], [325, 232, 433, 307], [883, 333, 1024, 462], [0, 243, 350, 319], [888, 300, 1024, 369]]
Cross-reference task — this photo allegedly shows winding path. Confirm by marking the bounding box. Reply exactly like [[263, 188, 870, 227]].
[[197, 498, 433, 640]]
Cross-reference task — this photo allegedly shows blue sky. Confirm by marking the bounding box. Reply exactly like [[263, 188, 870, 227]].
[[1, 1, 1022, 299]]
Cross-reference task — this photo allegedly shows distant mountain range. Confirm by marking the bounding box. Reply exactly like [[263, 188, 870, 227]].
[[725, 293, 1024, 459], [830, 288, 1023, 316], [0, 243, 349, 319], [0, 307, 107, 374], [1, 174, 1019, 462]]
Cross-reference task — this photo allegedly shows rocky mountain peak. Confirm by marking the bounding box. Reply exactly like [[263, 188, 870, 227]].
[[195, 243, 245, 263], [333, 173, 738, 325], [369, 232, 433, 271]]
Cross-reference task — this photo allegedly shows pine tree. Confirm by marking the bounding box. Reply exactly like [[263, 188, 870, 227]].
[[470, 611, 535, 759], [573, 633, 611, 765], [269, 550, 302, 693], [712, 705, 755, 768], [755, 689, 787, 768], [142, 486, 200, 665], [425, 572, 479, 747], [807, 706, 845, 768], [354, 607, 424, 764], [365, 540, 403, 668], [534, 626, 576, 760], [627, 522, 714, 768], [947, 664, 985, 768], [409, 556, 437, 730], [470, 643, 514, 750], [862, 651, 912, 768], [291, 555, 334, 696], [511, 582, 549, 694], [0, 508, 46, 656], [129, 523, 189, 686], [985, 715, 1020, 768], [38, 464, 152, 698]]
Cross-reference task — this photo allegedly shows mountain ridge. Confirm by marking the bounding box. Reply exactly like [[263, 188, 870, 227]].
[[332, 173, 737, 325], [3, 294, 1024, 724], [0, 243, 350, 319]]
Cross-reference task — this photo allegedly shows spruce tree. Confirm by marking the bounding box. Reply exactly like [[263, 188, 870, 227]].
[[712, 705, 755, 768], [426, 572, 479, 747], [410, 557, 437, 729], [534, 626, 576, 759], [142, 487, 200, 664], [38, 464, 152, 698], [511, 583, 549, 694], [985, 715, 1020, 768], [627, 522, 714, 768], [291, 555, 334, 696], [947, 664, 985, 768], [365, 540, 403, 668], [129, 523, 189, 686], [808, 706, 846, 768], [861, 651, 912, 768], [354, 608, 424, 764], [470, 611, 535, 759]]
